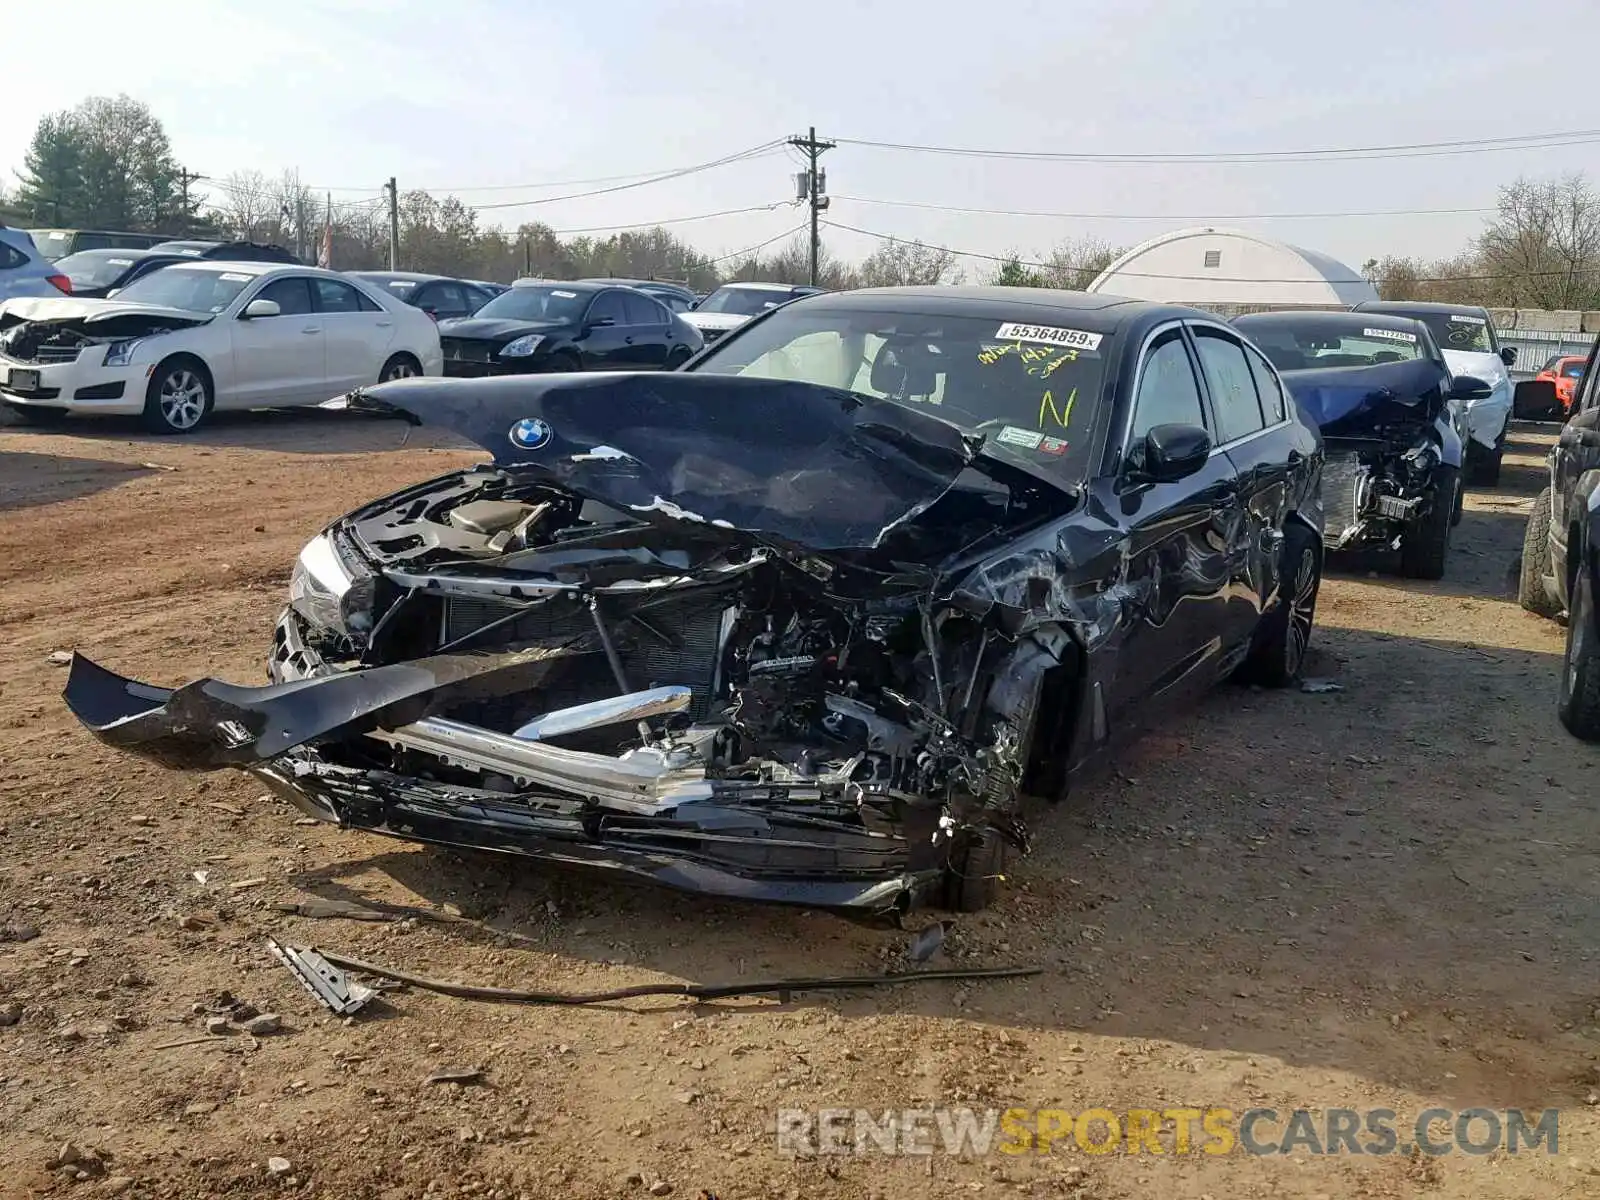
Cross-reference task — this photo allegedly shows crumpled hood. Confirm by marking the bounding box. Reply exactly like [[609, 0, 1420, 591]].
[[0, 294, 209, 326], [340, 372, 980, 552], [1279, 358, 1451, 435]]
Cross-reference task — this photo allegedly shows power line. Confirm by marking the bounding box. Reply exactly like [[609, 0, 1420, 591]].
[[832, 195, 1497, 220], [463, 142, 788, 211], [821, 218, 1590, 285], [699, 224, 808, 268], [550, 202, 798, 236], [828, 128, 1600, 165]]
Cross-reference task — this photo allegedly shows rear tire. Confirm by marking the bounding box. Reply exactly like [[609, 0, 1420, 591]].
[[141, 356, 212, 435], [1237, 521, 1321, 687], [379, 353, 421, 382], [1558, 545, 1600, 740], [664, 347, 693, 370], [1399, 465, 1458, 580], [1519, 486, 1561, 618]]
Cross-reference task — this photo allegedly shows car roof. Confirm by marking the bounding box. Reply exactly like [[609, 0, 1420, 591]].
[[1236, 309, 1429, 333], [510, 279, 604, 293], [794, 285, 1198, 332], [1355, 299, 1492, 318], [717, 281, 813, 293], [350, 270, 451, 284], [161, 261, 352, 282]]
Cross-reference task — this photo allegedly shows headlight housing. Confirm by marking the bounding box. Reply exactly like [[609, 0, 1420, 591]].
[[103, 338, 144, 367], [288, 533, 354, 634], [498, 334, 545, 358]]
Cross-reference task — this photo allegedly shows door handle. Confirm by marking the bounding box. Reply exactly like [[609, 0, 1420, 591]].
[[624, 336, 635, 344], [376, 320, 392, 328], [301, 326, 320, 335]]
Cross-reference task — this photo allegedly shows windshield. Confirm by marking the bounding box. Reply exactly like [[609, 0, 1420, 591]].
[[1238, 317, 1426, 372], [474, 286, 591, 323], [56, 251, 140, 290], [112, 267, 253, 314], [699, 287, 789, 317], [1419, 312, 1495, 353], [688, 305, 1110, 481], [27, 230, 70, 261], [1562, 360, 1586, 380]]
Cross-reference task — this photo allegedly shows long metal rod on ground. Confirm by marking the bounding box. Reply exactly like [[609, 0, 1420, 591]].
[[314, 948, 1041, 1006]]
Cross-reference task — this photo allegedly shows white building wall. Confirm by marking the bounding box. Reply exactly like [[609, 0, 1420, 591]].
[[1087, 228, 1377, 309]]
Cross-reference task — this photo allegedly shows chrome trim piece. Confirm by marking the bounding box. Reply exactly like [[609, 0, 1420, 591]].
[[512, 685, 692, 741]]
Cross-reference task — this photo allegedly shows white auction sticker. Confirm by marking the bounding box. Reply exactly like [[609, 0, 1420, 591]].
[[1362, 327, 1417, 343], [1449, 313, 1486, 324], [219, 272, 251, 282], [995, 425, 1044, 449], [552, 289, 578, 298], [994, 322, 1103, 351]]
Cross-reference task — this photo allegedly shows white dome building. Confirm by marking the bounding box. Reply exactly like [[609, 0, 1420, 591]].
[[1085, 227, 1377, 313]]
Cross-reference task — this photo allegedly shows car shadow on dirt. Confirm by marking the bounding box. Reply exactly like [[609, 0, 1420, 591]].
[[0, 450, 157, 511], [274, 623, 1595, 1113]]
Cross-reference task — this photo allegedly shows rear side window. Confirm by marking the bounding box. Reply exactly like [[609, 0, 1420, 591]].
[[313, 278, 368, 313], [1193, 328, 1266, 443], [623, 292, 666, 325], [0, 242, 29, 270], [1242, 342, 1287, 423]]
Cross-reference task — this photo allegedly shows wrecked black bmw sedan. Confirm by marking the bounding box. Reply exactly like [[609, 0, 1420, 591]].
[[64, 287, 1324, 916], [1233, 309, 1487, 580]]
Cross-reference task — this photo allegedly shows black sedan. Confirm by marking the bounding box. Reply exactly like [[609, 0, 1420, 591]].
[[1233, 309, 1488, 579], [435, 281, 703, 377], [60, 287, 1322, 916], [348, 271, 496, 321], [51, 248, 190, 298], [579, 277, 698, 312]]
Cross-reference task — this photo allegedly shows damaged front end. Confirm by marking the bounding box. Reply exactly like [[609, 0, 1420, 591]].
[[0, 303, 208, 366], [65, 374, 1084, 915], [1283, 358, 1462, 553]]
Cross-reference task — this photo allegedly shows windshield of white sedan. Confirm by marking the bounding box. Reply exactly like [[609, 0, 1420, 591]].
[[113, 268, 253, 314], [1242, 319, 1427, 372], [698, 288, 789, 317], [691, 308, 1109, 478], [474, 286, 590, 323]]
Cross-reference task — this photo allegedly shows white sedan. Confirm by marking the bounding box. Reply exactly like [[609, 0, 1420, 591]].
[[0, 261, 442, 433]]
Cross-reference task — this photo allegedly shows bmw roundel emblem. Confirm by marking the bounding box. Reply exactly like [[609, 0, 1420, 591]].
[[508, 417, 552, 451]]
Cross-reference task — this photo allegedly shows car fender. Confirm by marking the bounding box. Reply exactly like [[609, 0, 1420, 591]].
[[139, 328, 225, 399], [1433, 411, 1464, 470]]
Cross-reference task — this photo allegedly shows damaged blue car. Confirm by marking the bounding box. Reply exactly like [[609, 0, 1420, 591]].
[[64, 288, 1324, 916]]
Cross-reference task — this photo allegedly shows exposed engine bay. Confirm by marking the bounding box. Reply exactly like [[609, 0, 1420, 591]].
[[0, 310, 207, 363]]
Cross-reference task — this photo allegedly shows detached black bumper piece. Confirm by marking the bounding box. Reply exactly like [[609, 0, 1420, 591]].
[[63, 654, 956, 915]]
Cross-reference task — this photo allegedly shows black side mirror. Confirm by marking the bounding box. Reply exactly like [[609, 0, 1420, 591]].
[[1452, 375, 1494, 402], [1500, 346, 1517, 366], [1514, 379, 1560, 420], [1559, 424, 1600, 450], [1136, 423, 1212, 484]]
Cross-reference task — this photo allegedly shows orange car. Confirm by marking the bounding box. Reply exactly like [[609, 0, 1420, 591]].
[[1536, 355, 1587, 413]]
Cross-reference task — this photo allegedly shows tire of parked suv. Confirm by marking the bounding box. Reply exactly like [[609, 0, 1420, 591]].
[[1399, 465, 1458, 580], [1558, 546, 1600, 740], [378, 354, 421, 382], [141, 356, 214, 435], [1519, 486, 1562, 618], [1237, 521, 1321, 687], [1469, 428, 1506, 487], [942, 827, 1009, 913], [1451, 473, 1465, 526]]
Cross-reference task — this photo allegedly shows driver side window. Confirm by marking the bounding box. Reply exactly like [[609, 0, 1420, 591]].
[[1128, 328, 1206, 454], [1579, 336, 1600, 414]]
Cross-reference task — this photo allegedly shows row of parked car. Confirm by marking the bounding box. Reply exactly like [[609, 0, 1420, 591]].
[[0, 219, 825, 433]]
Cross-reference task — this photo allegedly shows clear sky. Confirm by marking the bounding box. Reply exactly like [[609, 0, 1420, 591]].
[[4, 0, 1596, 275]]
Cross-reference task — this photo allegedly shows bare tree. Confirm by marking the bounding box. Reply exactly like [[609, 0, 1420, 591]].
[[857, 237, 963, 287], [211, 169, 273, 241], [1039, 236, 1122, 291], [1478, 174, 1600, 309]]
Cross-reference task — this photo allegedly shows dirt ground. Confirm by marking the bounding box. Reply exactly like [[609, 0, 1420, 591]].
[[1, 408, 1598, 1200]]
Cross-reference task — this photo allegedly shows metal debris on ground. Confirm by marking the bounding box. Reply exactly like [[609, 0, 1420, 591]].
[[425, 1067, 486, 1086], [1299, 677, 1344, 694], [45, 651, 72, 666], [303, 944, 1042, 1008], [906, 920, 952, 963], [266, 938, 377, 1016]]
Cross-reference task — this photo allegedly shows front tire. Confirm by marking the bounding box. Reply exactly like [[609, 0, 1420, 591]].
[[1238, 520, 1321, 687], [543, 351, 581, 374], [1399, 465, 1458, 580], [1519, 486, 1561, 618], [141, 357, 212, 434], [1558, 546, 1600, 739], [1468, 428, 1506, 487], [942, 828, 1009, 913]]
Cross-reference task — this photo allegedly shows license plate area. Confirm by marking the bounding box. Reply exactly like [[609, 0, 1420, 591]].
[[6, 368, 39, 391]]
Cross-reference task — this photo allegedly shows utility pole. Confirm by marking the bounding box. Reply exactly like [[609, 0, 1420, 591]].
[[385, 177, 399, 270], [178, 169, 206, 236], [787, 127, 834, 285]]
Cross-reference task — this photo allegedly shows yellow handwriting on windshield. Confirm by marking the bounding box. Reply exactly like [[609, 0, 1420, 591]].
[[977, 341, 1078, 378], [1038, 387, 1076, 431]]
